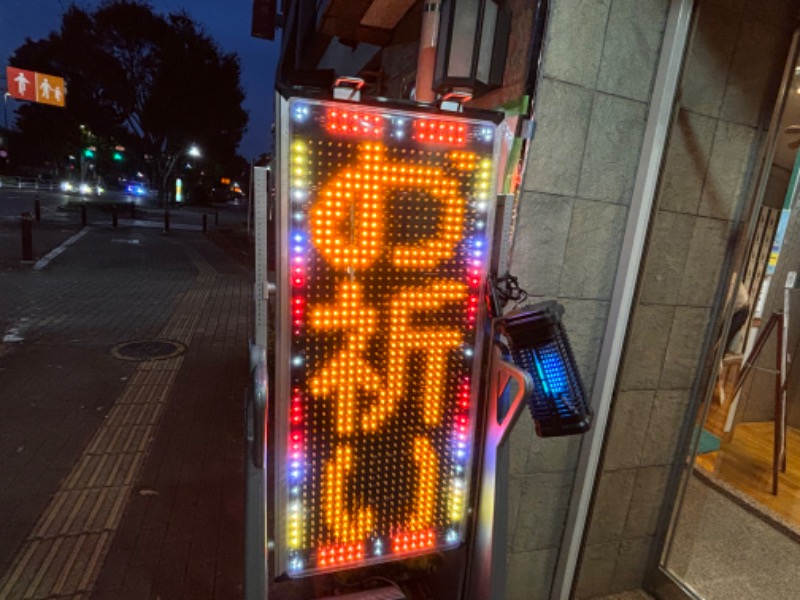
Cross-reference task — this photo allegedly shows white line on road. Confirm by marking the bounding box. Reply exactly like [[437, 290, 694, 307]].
[[32, 227, 90, 271], [2, 317, 30, 343]]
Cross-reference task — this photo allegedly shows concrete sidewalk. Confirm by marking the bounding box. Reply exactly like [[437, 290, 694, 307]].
[[0, 224, 252, 599]]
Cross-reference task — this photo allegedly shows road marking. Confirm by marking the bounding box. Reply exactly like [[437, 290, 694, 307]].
[[110, 238, 141, 245], [32, 227, 90, 271], [2, 317, 30, 343]]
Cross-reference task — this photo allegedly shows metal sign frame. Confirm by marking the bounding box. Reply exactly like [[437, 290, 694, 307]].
[[271, 88, 504, 580]]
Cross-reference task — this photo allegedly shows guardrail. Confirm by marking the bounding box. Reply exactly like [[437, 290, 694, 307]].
[[0, 176, 60, 191]]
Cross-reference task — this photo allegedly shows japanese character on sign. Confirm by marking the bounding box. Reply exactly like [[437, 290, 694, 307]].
[[276, 98, 499, 577]]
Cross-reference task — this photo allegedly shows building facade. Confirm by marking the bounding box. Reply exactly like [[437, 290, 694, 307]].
[[264, 0, 800, 598]]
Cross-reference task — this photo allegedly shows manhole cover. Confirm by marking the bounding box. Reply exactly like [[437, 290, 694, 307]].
[[111, 339, 186, 362]]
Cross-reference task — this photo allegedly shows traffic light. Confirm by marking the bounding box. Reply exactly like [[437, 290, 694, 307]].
[[113, 152, 123, 161], [84, 147, 95, 158]]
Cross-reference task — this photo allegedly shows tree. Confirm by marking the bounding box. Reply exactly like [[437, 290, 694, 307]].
[[10, 1, 248, 199]]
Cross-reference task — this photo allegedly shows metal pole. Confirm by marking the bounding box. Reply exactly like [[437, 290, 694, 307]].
[[112, 204, 118, 229], [21, 212, 33, 261], [414, 0, 441, 102], [774, 312, 784, 495], [247, 159, 254, 234], [215, 211, 219, 226], [781, 279, 791, 472], [34, 197, 41, 222], [203, 213, 208, 233], [80, 203, 87, 227], [164, 210, 170, 233]]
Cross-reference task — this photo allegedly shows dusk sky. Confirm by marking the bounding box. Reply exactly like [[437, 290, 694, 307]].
[[0, 0, 280, 159]]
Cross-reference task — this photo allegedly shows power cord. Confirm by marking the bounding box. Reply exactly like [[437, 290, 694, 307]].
[[488, 273, 530, 316]]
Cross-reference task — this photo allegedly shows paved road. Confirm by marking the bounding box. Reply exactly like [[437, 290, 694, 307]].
[[0, 224, 252, 599], [0, 188, 138, 218]]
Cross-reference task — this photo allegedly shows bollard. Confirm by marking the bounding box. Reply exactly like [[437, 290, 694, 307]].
[[81, 203, 87, 227], [164, 210, 170, 233], [202, 213, 208, 233], [215, 211, 219, 226], [21, 212, 33, 261], [34, 197, 41, 222], [112, 205, 118, 229], [131, 202, 136, 220]]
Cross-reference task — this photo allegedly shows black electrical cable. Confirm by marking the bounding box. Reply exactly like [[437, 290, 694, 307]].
[[491, 273, 530, 311]]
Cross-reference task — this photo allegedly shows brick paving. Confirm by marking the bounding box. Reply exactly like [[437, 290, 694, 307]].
[[0, 220, 252, 599]]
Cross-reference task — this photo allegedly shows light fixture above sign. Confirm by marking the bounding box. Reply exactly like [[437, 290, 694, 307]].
[[433, 0, 511, 98]]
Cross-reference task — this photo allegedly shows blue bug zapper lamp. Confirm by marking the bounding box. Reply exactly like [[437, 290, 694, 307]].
[[498, 301, 592, 437]]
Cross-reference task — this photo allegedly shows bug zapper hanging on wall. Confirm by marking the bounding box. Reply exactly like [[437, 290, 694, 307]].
[[498, 301, 592, 437]]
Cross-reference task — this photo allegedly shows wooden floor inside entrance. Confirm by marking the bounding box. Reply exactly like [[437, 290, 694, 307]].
[[696, 421, 800, 527]]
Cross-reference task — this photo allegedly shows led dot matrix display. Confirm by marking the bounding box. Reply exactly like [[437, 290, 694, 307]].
[[278, 97, 499, 577]]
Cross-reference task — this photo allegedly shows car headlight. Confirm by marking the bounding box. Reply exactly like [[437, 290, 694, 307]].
[[61, 181, 72, 192], [79, 183, 91, 195]]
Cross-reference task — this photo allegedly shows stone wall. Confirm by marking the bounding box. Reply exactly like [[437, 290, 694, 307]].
[[505, 1, 671, 598], [575, 0, 796, 597]]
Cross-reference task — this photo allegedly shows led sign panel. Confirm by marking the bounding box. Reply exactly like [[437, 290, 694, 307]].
[[276, 96, 499, 577]]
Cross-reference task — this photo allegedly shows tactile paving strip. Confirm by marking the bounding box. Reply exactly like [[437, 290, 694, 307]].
[[0, 246, 216, 599]]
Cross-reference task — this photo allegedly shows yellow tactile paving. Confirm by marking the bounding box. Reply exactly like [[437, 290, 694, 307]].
[[0, 250, 216, 599]]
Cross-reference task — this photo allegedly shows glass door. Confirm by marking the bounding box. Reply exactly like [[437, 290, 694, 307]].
[[657, 16, 800, 600]]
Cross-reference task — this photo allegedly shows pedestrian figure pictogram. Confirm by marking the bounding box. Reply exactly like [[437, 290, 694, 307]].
[[38, 77, 52, 99], [5, 66, 65, 106], [13, 71, 30, 95]]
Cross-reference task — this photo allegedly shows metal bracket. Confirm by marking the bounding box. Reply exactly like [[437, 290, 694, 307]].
[[439, 89, 473, 112], [518, 117, 535, 141], [332, 76, 365, 102]]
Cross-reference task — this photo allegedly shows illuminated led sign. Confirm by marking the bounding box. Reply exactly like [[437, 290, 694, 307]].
[[276, 96, 500, 577]]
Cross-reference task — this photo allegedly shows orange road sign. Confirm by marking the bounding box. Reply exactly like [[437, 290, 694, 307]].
[[6, 66, 65, 107]]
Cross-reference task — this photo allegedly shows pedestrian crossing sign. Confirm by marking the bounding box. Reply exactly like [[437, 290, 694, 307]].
[[6, 66, 65, 107]]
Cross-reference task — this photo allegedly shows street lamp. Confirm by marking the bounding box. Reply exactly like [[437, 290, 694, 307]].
[[433, 0, 511, 98], [188, 145, 201, 158], [3, 92, 10, 129]]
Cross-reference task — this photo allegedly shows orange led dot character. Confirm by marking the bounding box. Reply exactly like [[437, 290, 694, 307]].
[[407, 436, 438, 532], [322, 445, 374, 545], [363, 281, 467, 431], [311, 142, 478, 270], [309, 282, 382, 435]]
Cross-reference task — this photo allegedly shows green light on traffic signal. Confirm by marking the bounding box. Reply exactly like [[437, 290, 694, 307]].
[[84, 148, 95, 158], [113, 152, 123, 161]]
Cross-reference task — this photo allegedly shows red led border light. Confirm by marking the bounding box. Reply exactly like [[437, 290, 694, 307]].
[[326, 109, 384, 137], [413, 119, 467, 145], [282, 99, 497, 577]]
